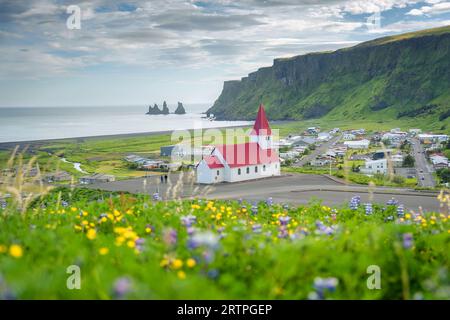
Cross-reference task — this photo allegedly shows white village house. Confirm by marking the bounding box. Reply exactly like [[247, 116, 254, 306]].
[[360, 159, 388, 175], [344, 139, 370, 149], [196, 104, 280, 184]]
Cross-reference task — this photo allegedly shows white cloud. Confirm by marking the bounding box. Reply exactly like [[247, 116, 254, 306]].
[[406, 1, 450, 16], [406, 8, 425, 15]]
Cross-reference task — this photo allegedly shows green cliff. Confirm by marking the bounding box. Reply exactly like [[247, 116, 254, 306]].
[[207, 25, 450, 126]]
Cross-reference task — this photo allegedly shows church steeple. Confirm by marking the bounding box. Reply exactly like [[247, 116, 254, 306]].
[[251, 104, 272, 136], [250, 104, 273, 149]]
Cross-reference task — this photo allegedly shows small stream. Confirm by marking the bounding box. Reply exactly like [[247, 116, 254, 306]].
[[60, 158, 88, 174]]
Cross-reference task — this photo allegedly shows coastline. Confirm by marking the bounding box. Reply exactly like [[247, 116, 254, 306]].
[[0, 123, 254, 150], [0, 120, 295, 150]]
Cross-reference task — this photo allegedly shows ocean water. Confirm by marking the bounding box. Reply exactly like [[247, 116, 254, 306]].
[[0, 104, 251, 143]]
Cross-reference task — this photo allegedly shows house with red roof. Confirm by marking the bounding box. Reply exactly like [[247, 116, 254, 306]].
[[196, 104, 280, 184]]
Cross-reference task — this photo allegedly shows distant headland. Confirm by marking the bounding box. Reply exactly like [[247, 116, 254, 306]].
[[146, 101, 186, 115]]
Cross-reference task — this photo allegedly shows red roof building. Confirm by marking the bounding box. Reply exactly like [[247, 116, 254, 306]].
[[197, 104, 280, 184]]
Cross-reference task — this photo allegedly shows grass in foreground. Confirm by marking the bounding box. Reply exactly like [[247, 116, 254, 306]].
[[0, 188, 449, 299]]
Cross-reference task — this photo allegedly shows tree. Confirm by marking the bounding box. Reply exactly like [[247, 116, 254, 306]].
[[392, 175, 405, 185], [400, 140, 410, 151], [402, 154, 415, 167], [437, 168, 450, 183]]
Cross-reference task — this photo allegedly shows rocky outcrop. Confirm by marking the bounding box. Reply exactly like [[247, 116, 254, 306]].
[[162, 101, 170, 115], [174, 102, 186, 115], [146, 104, 163, 115]]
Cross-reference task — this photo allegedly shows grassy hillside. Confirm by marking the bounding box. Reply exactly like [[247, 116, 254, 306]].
[[207, 26, 450, 131]]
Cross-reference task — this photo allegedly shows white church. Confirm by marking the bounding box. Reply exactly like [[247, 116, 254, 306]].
[[196, 104, 280, 184]]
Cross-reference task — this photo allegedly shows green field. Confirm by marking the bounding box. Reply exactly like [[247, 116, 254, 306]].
[[1, 117, 446, 181], [0, 188, 449, 299]]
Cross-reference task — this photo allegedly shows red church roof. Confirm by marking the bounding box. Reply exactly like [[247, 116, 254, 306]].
[[203, 155, 224, 169], [251, 104, 272, 135], [215, 142, 278, 168]]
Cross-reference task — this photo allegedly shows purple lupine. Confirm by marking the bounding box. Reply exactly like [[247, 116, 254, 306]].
[[315, 220, 336, 235], [313, 277, 339, 299], [135, 238, 145, 252], [112, 277, 132, 299], [278, 227, 289, 239], [0, 201, 6, 210], [61, 200, 69, 208], [181, 214, 196, 227], [252, 224, 262, 233], [349, 196, 360, 210], [186, 226, 195, 236], [283, 204, 289, 210], [365, 203, 373, 215], [385, 215, 394, 222], [266, 197, 273, 206], [397, 204, 405, 218], [251, 205, 258, 215], [163, 228, 177, 246], [279, 216, 291, 226], [188, 231, 219, 250], [403, 233, 413, 249], [152, 192, 161, 201]]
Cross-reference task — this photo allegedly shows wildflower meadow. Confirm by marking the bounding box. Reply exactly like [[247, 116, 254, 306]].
[[0, 187, 449, 299]]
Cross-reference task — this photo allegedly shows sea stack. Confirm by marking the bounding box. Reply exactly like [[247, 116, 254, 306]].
[[162, 101, 170, 115], [146, 103, 162, 115], [174, 102, 186, 115]]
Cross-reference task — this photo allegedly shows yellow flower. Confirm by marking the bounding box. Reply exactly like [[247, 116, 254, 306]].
[[70, 207, 77, 212], [101, 217, 107, 223], [0, 245, 7, 253], [9, 244, 23, 258], [172, 259, 183, 269], [405, 213, 411, 219], [145, 227, 152, 234], [115, 236, 125, 246], [127, 240, 136, 248], [99, 247, 109, 255], [82, 220, 89, 226], [82, 211, 88, 216], [74, 225, 82, 231], [86, 229, 97, 240], [177, 271, 186, 280], [186, 258, 196, 268], [160, 258, 169, 267]]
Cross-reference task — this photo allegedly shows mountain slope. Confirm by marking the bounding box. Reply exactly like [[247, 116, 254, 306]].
[[207, 25, 450, 126]]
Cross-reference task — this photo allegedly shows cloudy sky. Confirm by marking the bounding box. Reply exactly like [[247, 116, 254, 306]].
[[1, 0, 450, 107]]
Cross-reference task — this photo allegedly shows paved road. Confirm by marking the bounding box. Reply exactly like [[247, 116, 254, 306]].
[[411, 138, 435, 187], [294, 134, 341, 167], [85, 173, 441, 212]]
